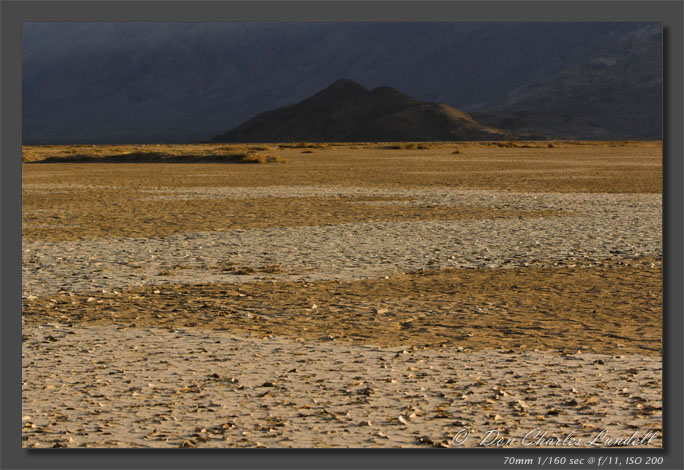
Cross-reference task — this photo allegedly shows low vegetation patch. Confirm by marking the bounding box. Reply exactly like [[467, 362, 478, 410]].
[[479, 141, 561, 149], [248, 145, 273, 151], [26, 149, 286, 164], [278, 142, 328, 149], [237, 153, 287, 164], [383, 142, 434, 150]]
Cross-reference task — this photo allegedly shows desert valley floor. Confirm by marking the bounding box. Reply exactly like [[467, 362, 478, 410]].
[[21, 141, 662, 448]]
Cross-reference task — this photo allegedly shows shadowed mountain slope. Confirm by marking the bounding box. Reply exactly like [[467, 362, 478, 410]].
[[490, 23, 662, 139], [469, 110, 626, 140], [22, 22, 661, 143]]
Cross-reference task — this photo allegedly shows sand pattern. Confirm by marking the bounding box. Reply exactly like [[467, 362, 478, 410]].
[[22, 324, 662, 448]]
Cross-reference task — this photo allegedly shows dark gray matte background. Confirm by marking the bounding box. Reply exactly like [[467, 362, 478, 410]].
[[1, 2, 682, 469]]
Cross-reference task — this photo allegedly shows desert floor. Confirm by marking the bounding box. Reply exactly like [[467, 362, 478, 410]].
[[22, 141, 662, 448]]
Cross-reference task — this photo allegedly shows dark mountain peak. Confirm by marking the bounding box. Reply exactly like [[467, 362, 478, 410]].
[[316, 79, 368, 98], [213, 82, 509, 143], [328, 78, 366, 90]]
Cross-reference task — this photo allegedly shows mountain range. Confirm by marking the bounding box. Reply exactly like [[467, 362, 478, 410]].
[[22, 22, 662, 144]]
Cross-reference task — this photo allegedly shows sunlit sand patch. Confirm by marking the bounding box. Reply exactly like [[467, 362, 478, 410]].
[[23, 258, 662, 355]]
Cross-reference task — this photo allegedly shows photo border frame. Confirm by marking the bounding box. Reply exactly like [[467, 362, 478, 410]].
[[2, 1, 682, 469]]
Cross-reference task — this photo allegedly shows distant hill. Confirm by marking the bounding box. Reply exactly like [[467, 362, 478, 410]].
[[213, 80, 509, 142], [22, 22, 662, 144]]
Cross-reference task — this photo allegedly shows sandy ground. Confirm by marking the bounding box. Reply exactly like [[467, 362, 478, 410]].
[[21, 142, 662, 448], [23, 324, 661, 448]]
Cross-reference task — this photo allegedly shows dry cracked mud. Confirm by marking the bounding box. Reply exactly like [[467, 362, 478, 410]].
[[22, 141, 662, 448]]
